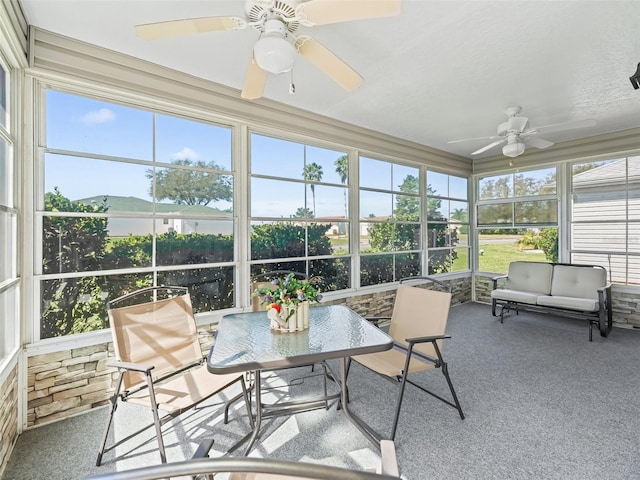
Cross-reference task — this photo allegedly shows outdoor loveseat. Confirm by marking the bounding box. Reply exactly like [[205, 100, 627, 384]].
[[491, 261, 613, 341]]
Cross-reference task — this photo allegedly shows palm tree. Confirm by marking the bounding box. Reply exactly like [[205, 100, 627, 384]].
[[334, 155, 348, 219], [302, 162, 323, 217]]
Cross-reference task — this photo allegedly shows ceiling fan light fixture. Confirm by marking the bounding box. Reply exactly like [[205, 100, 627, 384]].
[[502, 141, 525, 158], [253, 18, 296, 74]]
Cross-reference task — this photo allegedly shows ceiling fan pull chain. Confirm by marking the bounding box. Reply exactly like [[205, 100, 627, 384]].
[[289, 69, 295, 95]]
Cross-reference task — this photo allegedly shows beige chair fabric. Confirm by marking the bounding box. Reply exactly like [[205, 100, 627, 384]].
[[351, 278, 464, 440], [96, 287, 252, 466]]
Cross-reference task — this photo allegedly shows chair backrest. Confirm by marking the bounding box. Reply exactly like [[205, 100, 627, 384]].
[[108, 292, 202, 389], [388, 284, 452, 358]]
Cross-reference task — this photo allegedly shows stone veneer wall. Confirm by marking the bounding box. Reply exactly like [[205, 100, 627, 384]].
[[25, 276, 472, 427], [0, 365, 18, 475], [474, 273, 640, 329]]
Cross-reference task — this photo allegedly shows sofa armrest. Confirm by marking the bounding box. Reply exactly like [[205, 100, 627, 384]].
[[492, 274, 508, 289]]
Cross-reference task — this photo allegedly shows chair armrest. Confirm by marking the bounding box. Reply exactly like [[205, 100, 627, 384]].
[[492, 274, 508, 289], [405, 334, 451, 344], [106, 360, 155, 374]]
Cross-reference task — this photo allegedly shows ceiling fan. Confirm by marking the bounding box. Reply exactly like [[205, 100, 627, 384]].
[[448, 106, 597, 158], [134, 0, 401, 100]]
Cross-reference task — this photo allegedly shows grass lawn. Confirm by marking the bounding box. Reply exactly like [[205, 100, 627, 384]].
[[478, 241, 547, 273]]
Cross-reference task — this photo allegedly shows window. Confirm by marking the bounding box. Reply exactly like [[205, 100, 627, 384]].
[[0, 59, 17, 359], [359, 156, 420, 286], [571, 157, 640, 284], [477, 167, 558, 273], [38, 90, 234, 339], [427, 171, 469, 274], [249, 133, 350, 292]]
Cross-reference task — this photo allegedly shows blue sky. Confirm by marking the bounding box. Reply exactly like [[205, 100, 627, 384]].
[[44, 90, 467, 219]]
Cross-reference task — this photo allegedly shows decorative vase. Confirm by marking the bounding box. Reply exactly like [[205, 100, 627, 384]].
[[267, 301, 310, 333]]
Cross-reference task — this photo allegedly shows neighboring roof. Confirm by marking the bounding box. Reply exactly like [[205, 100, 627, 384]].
[[76, 195, 231, 216], [572, 158, 640, 189]]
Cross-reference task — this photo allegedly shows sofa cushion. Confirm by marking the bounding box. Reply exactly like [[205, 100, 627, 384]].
[[536, 294, 599, 312], [550, 265, 606, 300], [491, 289, 539, 304], [505, 261, 553, 295]]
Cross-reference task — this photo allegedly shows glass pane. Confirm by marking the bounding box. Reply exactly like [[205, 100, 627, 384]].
[[365, 221, 420, 252], [514, 200, 557, 224], [360, 190, 392, 218], [0, 288, 17, 356], [0, 210, 15, 281], [155, 220, 234, 266], [251, 178, 305, 217], [428, 224, 466, 248], [479, 174, 512, 200], [251, 261, 306, 280], [395, 252, 420, 279], [629, 223, 640, 253], [393, 166, 419, 193], [153, 165, 233, 212], [251, 221, 335, 260], [628, 255, 640, 286], [572, 159, 622, 191], [46, 90, 153, 160], [251, 134, 304, 180], [309, 257, 350, 292], [427, 171, 448, 197], [514, 168, 556, 196], [452, 247, 470, 272], [307, 184, 347, 218], [572, 223, 626, 252], [0, 64, 6, 128], [44, 154, 153, 208], [40, 273, 153, 339], [306, 145, 348, 185], [571, 252, 623, 283], [450, 175, 468, 200], [477, 204, 513, 225], [573, 190, 626, 221], [478, 229, 550, 273], [360, 254, 394, 286], [155, 114, 231, 171], [429, 249, 456, 274], [0, 138, 10, 207], [157, 266, 234, 312], [393, 192, 419, 219], [427, 197, 446, 219], [360, 157, 391, 190], [43, 215, 155, 273], [450, 201, 469, 223]]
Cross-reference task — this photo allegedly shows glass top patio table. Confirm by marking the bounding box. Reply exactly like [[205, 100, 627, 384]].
[[207, 305, 393, 374], [207, 304, 393, 454]]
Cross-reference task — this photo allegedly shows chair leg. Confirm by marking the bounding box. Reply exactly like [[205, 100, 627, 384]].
[[96, 372, 125, 466], [390, 373, 410, 441], [441, 362, 465, 420], [145, 374, 167, 464], [240, 376, 255, 429]]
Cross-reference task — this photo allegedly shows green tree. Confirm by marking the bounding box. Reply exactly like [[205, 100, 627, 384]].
[[302, 162, 323, 217], [334, 155, 348, 218], [41, 189, 110, 338], [148, 158, 232, 206], [293, 207, 314, 218]]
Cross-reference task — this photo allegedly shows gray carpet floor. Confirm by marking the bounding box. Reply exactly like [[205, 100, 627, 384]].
[[4, 302, 640, 480]]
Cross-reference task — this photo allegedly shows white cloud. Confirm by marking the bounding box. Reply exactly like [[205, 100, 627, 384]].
[[80, 108, 116, 125], [170, 147, 200, 161]]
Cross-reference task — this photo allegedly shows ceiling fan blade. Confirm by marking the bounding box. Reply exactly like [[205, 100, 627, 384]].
[[295, 37, 363, 91], [530, 118, 597, 135], [471, 139, 506, 155], [522, 136, 554, 149], [296, 0, 401, 26], [241, 56, 267, 100], [135, 16, 245, 40], [448, 135, 499, 144]]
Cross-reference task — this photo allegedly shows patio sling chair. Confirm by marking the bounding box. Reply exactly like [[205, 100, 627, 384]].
[[86, 439, 401, 480], [349, 276, 465, 441], [96, 286, 253, 466]]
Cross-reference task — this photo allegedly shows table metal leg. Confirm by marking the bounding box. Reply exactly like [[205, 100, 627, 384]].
[[339, 357, 383, 449]]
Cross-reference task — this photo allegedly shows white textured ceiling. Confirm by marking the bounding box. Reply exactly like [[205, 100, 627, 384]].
[[18, 0, 640, 160]]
